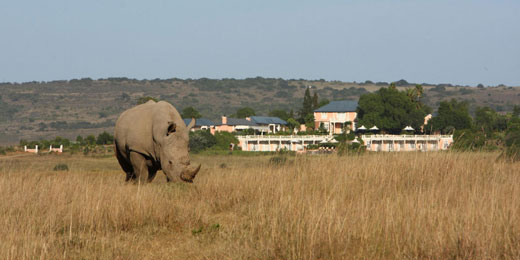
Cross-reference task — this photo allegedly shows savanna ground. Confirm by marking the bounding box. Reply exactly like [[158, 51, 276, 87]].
[[0, 152, 519, 259]]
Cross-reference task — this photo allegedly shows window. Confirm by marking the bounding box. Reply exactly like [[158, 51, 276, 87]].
[[321, 113, 327, 119], [337, 113, 346, 121]]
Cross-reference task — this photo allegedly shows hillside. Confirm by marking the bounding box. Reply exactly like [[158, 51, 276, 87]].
[[1, 77, 519, 145]]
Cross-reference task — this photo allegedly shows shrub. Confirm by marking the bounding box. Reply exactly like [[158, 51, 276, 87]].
[[337, 142, 365, 156], [189, 130, 217, 153], [214, 132, 239, 150], [53, 163, 69, 171], [269, 156, 287, 166], [96, 131, 114, 145], [452, 129, 486, 151], [502, 119, 520, 162]]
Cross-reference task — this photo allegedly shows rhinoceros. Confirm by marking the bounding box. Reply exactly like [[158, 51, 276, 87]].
[[114, 100, 200, 183]]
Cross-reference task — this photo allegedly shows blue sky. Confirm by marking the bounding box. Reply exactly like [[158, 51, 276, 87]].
[[1, 0, 519, 85]]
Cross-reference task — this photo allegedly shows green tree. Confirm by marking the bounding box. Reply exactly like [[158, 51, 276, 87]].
[[51, 136, 70, 147], [513, 105, 520, 118], [181, 106, 202, 119], [300, 88, 313, 119], [475, 107, 496, 134], [357, 86, 430, 134], [189, 130, 216, 153], [405, 84, 424, 108], [317, 99, 330, 109], [96, 131, 114, 145], [268, 110, 289, 121], [234, 107, 256, 118], [304, 114, 315, 131], [289, 109, 295, 119], [427, 99, 472, 133], [452, 129, 487, 151], [474, 106, 507, 135], [214, 132, 239, 150], [85, 135, 96, 145], [312, 92, 319, 110], [76, 135, 84, 145], [287, 118, 300, 131], [503, 117, 520, 161]]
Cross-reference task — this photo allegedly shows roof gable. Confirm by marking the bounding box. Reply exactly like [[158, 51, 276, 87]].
[[250, 116, 287, 125], [183, 118, 215, 127], [221, 118, 258, 126], [314, 100, 358, 112]]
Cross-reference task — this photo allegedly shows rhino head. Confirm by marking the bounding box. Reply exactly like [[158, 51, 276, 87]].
[[159, 118, 200, 183]]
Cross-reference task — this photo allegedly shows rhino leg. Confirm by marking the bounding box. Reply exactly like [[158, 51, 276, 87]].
[[147, 168, 158, 182], [129, 152, 150, 184], [115, 143, 135, 182]]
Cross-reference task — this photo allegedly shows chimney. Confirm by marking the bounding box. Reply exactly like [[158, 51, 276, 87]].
[[222, 115, 227, 125]]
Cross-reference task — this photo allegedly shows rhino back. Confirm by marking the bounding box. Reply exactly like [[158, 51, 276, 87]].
[[115, 101, 185, 158], [115, 101, 158, 157]]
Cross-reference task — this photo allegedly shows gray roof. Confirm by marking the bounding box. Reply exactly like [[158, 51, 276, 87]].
[[314, 100, 358, 112], [183, 118, 215, 127], [250, 116, 287, 125], [220, 117, 258, 126]]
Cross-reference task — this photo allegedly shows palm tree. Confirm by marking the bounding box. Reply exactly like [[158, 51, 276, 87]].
[[406, 84, 424, 109]]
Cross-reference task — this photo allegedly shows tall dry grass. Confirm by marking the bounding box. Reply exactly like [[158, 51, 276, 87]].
[[0, 152, 519, 259]]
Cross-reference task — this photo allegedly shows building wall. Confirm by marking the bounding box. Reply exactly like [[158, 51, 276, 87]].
[[238, 135, 329, 152], [214, 125, 235, 133], [314, 111, 357, 123], [314, 111, 357, 132], [363, 135, 453, 152]]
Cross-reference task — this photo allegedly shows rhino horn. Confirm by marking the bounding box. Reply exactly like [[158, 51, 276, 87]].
[[180, 163, 201, 183]]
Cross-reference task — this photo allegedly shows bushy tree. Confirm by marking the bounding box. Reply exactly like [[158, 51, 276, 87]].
[[513, 105, 520, 118], [96, 131, 114, 145], [234, 107, 255, 118], [85, 135, 96, 145], [76, 135, 84, 145], [287, 118, 300, 131], [503, 117, 520, 161], [312, 92, 319, 110], [304, 114, 315, 130], [181, 106, 202, 119], [189, 130, 216, 153], [317, 99, 330, 109], [475, 106, 508, 135], [357, 86, 431, 134], [300, 88, 313, 119], [427, 99, 472, 133], [51, 136, 70, 147], [214, 132, 239, 150], [451, 129, 486, 151]]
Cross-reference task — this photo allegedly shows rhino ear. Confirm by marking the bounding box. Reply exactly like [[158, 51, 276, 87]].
[[166, 121, 176, 136], [187, 118, 196, 131]]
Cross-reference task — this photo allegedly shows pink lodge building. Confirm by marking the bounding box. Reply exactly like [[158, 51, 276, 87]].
[[314, 100, 358, 135]]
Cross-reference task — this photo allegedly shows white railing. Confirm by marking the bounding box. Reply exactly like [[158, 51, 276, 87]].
[[362, 135, 453, 140], [239, 135, 328, 140], [24, 145, 38, 153], [49, 145, 63, 153]]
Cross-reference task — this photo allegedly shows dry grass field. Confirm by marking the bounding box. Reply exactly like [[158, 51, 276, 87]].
[[0, 152, 519, 259]]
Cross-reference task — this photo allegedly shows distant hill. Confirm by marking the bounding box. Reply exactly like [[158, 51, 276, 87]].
[[1, 77, 519, 145]]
